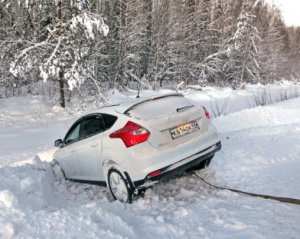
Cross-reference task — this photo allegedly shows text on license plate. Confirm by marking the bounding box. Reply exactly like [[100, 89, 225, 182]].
[[169, 121, 199, 139]]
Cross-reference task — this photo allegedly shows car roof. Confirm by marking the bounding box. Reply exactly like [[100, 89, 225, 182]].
[[90, 93, 184, 115], [116, 93, 183, 114]]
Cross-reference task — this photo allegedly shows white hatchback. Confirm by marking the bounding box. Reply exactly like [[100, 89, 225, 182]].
[[53, 93, 221, 203]]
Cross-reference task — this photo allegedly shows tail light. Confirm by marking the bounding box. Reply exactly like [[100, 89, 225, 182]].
[[109, 121, 150, 147], [147, 170, 161, 178], [203, 107, 211, 119]]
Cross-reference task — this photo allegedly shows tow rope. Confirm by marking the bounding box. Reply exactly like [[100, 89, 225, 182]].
[[193, 172, 300, 206]]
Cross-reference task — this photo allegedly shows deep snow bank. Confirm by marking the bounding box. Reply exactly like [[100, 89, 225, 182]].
[[211, 98, 300, 198]]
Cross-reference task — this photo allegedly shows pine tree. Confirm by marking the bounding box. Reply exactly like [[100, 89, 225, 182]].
[[287, 27, 300, 78], [225, 0, 260, 88]]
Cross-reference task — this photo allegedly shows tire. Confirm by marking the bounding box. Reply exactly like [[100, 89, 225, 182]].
[[52, 161, 66, 181], [108, 169, 132, 203]]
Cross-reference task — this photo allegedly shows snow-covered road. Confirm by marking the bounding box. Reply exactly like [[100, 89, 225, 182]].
[[0, 96, 300, 239]]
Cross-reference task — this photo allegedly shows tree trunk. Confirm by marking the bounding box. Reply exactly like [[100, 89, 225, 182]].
[[59, 71, 65, 108], [141, 0, 152, 77], [57, 0, 65, 108]]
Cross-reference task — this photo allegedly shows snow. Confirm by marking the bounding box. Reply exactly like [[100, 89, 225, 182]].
[[0, 85, 300, 238], [211, 98, 300, 199], [128, 95, 192, 119], [0, 223, 14, 239], [70, 13, 109, 40], [39, 66, 49, 82], [0, 190, 18, 208]]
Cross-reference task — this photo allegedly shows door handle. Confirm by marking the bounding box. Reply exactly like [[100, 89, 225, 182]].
[[90, 144, 98, 148]]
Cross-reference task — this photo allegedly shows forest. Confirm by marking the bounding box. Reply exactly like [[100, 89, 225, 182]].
[[0, 0, 300, 107]]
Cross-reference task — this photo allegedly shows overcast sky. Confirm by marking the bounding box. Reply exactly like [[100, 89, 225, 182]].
[[265, 0, 300, 26]]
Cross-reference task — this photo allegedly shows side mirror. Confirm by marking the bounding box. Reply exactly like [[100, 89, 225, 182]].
[[54, 139, 64, 148]]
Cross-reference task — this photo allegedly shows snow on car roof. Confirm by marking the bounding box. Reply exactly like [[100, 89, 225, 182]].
[[115, 93, 184, 114], [89, 93, 184, 115]]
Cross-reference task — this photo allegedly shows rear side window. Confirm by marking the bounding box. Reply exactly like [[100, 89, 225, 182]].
[[102, 114, 117, 131], [128, 96, 192, 119]]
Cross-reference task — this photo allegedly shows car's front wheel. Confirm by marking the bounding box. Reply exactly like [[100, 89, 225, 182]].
[[52, 161, 65, 181], [108, 169, 132, 203]]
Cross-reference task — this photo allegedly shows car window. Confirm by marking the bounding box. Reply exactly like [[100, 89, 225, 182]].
[[63, 115, 110, 146], [80, 116, 103, 139], [102, 114, 117, 131], [65, 123, 81, 144]]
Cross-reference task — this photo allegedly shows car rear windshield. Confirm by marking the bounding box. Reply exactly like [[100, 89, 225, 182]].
[[127, 96, 193, 120]]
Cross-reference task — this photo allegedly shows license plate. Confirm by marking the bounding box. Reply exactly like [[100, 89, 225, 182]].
[[169, 121, 199, 139]]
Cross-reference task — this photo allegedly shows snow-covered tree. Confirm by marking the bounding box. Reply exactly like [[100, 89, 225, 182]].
[[287, 27, 300, 78], [254, 2, 288, 83], [1, 0, 299, 100], [224, 0, 260, 88], [9, 0, 109, 107]]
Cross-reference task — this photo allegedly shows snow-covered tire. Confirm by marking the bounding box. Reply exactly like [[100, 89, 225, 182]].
[[51, 161, 65, 181], [108, 169, 132, 203]]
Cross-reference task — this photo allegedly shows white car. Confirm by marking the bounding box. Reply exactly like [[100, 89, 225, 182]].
[[53, 93, 221, 203]]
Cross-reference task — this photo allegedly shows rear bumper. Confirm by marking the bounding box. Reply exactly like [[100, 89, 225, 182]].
[[131, 141, 221, 189]]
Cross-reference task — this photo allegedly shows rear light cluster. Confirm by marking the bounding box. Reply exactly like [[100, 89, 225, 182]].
[[109, 121, 150, 147], [203, 107, 211, 119], [147, 170, 161, 178]]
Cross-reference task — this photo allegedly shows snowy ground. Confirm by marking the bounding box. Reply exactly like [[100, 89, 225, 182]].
[[0, 86, 300, 239]]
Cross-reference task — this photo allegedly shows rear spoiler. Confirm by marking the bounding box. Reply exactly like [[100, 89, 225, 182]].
[[116, 93, 184, 114]]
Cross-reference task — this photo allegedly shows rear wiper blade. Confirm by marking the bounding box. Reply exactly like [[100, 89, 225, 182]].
[[176, 105, 194, 112]]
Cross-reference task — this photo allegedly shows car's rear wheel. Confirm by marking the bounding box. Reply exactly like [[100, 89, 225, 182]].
[[108, 169, 132, 203]]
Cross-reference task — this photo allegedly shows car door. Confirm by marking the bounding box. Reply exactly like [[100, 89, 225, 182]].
[[56, 122, 82, 179], [74, 115, 104, 181]]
